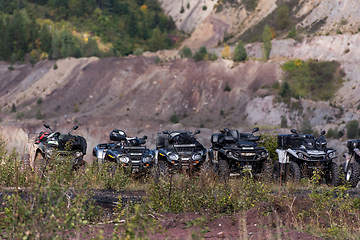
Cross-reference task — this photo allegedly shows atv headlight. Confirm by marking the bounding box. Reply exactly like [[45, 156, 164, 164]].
[[192, 152, 203, 161], [168, 153, 179, 161], [75, 152, 83, 158], [142, 156, 152, 163], [328, 152, 335, 158], [119, 156, 130, 163], [298, 152, 304, 158]]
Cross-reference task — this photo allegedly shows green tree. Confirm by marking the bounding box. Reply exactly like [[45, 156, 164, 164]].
[[40, 23, 52, 53], [262, 25, 272, 60], [280, 81, 290, 98], [277, 4, 290, 30], [233, 40, 247, 62], [346, 120, 359, 139], [193, 46, 207, 62], [148, 27, 164, 52], [127, 13, 139, 38]]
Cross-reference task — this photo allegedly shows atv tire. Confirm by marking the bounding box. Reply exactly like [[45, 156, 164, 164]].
[[218, 159, 230, 182], [326, 162, 340, 187], [340, 162, 360, 188], [286, 162, 301, 183], [262, 160, 272, 182], [157, 161, 170, 180], [272, 161, 282, 183]]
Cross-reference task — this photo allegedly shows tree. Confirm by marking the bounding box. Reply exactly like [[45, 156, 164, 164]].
[[277, 4, 290, 30], [40, 23, 52, 53], [127, 13, 139, 38], [262, 25, 272, 60], [148, 27, 164, 52], [193, 46, 207, 62], [234, 40, 247, 62], [179, 46, 192, 58], [221, 44, 230, 59], [346, 120, 359, 139]]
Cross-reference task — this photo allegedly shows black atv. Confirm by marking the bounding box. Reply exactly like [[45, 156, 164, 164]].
[[274, 129, 339, 185], [34, 124, 87, 171], [209, 127, 271, 182], [155, 130, 207, 177], [340, 139, 360, 188], [95, 129, 154, 174]]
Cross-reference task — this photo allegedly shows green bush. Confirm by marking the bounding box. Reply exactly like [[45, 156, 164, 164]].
[[281, 60, 344, 101], [262, 25, 272, 60], [346, 120, 359, 139], [277, 5, 291, 30], [36, 109, 43, 119], [133, 48, 144, 56], [193, 46, 208, 62], [233, 41, 247, 62], [37, 97, 43, 105], [259, 132, 278, 162], [223, 81, 231, 92], [179, 46, 193, 58], [288, 26, 297, 39], [170, 112, 179, 123], [10, 103, 16, 113], [280, 116, 288, 128]]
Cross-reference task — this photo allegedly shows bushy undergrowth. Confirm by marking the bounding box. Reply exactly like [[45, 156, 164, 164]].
[[281, 60, 344, 101], [147, 174, 272, 214]]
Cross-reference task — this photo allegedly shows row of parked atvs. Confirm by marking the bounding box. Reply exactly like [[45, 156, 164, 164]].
[[32, 124, 360, 187]]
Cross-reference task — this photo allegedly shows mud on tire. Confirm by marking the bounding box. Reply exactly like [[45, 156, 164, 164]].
[[326, 162, 340, 187]]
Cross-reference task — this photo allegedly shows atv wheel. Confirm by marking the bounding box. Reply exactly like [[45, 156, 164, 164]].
[[272, 161, 282, 183], [218, 159, 230, 182], [157, 161, 170, 180], [262, 160, 272, 182], [200, 160, 215, 175], [286, 162, 301, 183], [340, 162, 359, 188], [326, 162, 340, 186]]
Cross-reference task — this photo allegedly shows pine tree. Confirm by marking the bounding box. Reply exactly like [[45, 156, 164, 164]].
[[127, 13, 139, 38], [262, 25, 272, 60], [40, 23, 52, 53], [148, 27, 164, 52], [234, 41, 247, 62]]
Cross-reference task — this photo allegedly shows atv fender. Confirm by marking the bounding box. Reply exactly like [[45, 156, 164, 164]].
[[276, 149, 288, 164], [208, 149, 214, 162], [343, 152, 352, 173]]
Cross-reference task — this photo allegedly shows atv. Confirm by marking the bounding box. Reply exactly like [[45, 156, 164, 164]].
[[209, 127, 271, 182], [155, 129, 207, 177], [33, 124, 87, 171], [93, 129, 154, 174], [340, 139, 360, 188], [274, 129, 339, 185]]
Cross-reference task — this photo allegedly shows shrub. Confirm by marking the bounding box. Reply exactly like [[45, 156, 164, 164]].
[[259, 132, 278, 162], [187, 2, 190, 9], [170, 112, 179, 123], [8, 66, 15, 71], [221, 45, 231, 59], [193, 46, 207, 62], [36, 109, 43, 119], [346, 120, 359, 138], [133, 48, 144, 56], [301, 120, 313, 134], [202, 5, 207, 10], [280, 116, 288, 128], [281, 60, 344, 101], [53, 63, 58, 70], [223, 81, 231, 92], [180, 6, 184, 13], [288, 26, 297, 39], [262, 25, 272, 60], [37, 97, 43, 105], [179, 46, 193, 58], [277, 4, 290, 30], [234, 41, 247, 62], [154, 56, 161, 64], [11, 103, 16, 113]]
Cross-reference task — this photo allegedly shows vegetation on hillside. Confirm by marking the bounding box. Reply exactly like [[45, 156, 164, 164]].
[[0, 0, 178, 62], [280, 59, 344, 101]]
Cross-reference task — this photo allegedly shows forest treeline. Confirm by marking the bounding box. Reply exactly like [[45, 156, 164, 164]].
[[0, 0, 177, 62]]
